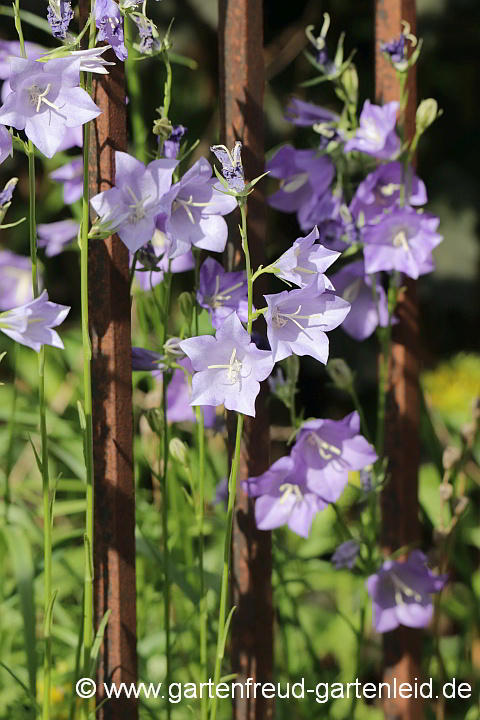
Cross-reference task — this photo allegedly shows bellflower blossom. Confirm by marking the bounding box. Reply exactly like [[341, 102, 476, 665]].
[[90, 151, 177, 253], [0, 177, 17, 207], [0, 41, 45, 79], [266, 145, 334, 232], [155, 358, 216, 427], [264, 284, 350, 363], [0, 124, 12, 165], [349, 162, 427, 223], [291, 412, 377, 504], [50, 158, 83, 204], [344, 100, 400, 159], [0, 289, 70, 351], [132, 346, 164, 371], [95, 0, 128, 61], [332, 539, 360, 569], [284, 97, 339, 127], [163, 157, 237, 257], [197, 256, 249, 329], [330, 261, 389, 341], [380, 34, 406, 66], [179, 312, 275, 418], [210, 142, 245, 193], [133, 229, 194, 292], [0, 57, 101, 158], [47, 1, 74, 40], [272, 227, 339, 290], [244, 455, 328, 538], [367, 550, 447, 633], [57, 125, 83, 152], [37, 219, 80, 257], [163, 124, 187, 160], [362, 208, 443, 279], [0, 251, 36, 310]]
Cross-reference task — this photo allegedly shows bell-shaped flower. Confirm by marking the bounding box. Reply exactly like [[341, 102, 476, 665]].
[[344, 100, 400, 159], [366, 550, 447, 633], [284, 97, 339, 127], [50, 157, 83, 204], [266, 144, 334, 231], [164, 157, 237, 257], [272, 227, 339, 290], [132, 346, 164, 371], [197, 256, 249, 329], [330, 260, 389, 341], [210, 142, 245, 193], [132, 228, 194, 291], [179, 311, 274, 418], [0, 250, 36, 310], [0, 57, 101, 158], [47, 1, 74, 40], [264, 283, 350, 363], [37, 219, 79, 257], [0, 41, 45, 80], [0, 289, 70, 351], [95, 0, 128, 61], [0, 124, 12, 165], [362, 207, 443, 279], [90, 151, 177, 253], [154, 357, 216, 427], [332, 539, 360, 569], [349, 161, 427, 223], [291, 411, 377, 502]]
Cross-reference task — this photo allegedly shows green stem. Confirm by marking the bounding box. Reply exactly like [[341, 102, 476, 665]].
[[125, 16, 147, 164], [4, 342, 19, 520], [350, 384, 372, 445], [157, 51, 173, 159], [348, 590, 368, 720], [196, 406, 208, 720]]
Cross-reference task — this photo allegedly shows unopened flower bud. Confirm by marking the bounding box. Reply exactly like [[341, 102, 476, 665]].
[[178, 291, 194, 326], [164, 337, 185, 358], [439, 483, 453, 501], [169, 438, 189, 466], [327, 358, 354, 390], [153, 116, 173, 139], [442, 445, 461, 471], [146, 408, 164, 436], [342, 65, 358, 103], [416, 99, 441, 134]]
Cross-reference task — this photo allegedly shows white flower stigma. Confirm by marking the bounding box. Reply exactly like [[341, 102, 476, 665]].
[[29, 84, 60, 113]]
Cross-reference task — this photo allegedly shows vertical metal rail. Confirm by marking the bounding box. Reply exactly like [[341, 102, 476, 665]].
[[78, 4, 138, 714], [375, 2, 423, 720], [218, 3, 274, 719]]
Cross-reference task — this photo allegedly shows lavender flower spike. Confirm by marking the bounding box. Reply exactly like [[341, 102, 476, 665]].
[[344, 100, 400, 160], [197, 256, 249, 329], [37, 219, 80, 257], [0, 124, 13, 165], [47, 1, 74, 40], [179, 312, 274, 418], [50, 158, 83, 205], [210, 141, 245, 192], [367, 550, 447, 633], [272, 227, 339, 290], [0, 57, 101, 158], [0, 289, 70, 351]]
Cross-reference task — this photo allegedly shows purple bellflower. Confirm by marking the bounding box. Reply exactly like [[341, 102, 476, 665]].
[[152, 357, 216, 427], [344, 100, 400, 159], [284, 97, 339, 127], [163, 124, 187, 160], [291, 412, 377, 505], [37, 219, 80, 257], [362, 208, 443, 279], [0, 41, 45, 80], [197, 256, 249, 329], [380, 34, 406, 65], [0, 251, 36, 310], [266, 145, 334, 232], [95, 0, 128, 61], [164, 157, 237, 257], [0, 57, 101, 158], [329, 261, 389, 341], [244, 455, 327, 538], [0, 124, 12, 165], [179, 311, 275, 418], [90, 151, 177, 253], [349, 162, 427, 223], [50, 158, 83, 204], [367, 550, 447, 633], [57, 125, 83, 152], [332, 539, 360, 569], [47, 1, 74, 40], [132, 346, 164, 371], [210, 141, 245, 193], [264, 284, 350, 364], [272, 227, 339, 290], [0, 289, 70, 351], [0, 177, 17, 207]]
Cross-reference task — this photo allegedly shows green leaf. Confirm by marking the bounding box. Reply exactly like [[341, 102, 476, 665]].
[[89, 610, 112, 677], [44, 589, 58, 639]]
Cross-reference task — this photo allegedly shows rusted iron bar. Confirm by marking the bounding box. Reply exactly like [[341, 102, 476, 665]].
[[375, 2, 423, 720], [218, 3, 274, 720], [78, 5, 138, 714]]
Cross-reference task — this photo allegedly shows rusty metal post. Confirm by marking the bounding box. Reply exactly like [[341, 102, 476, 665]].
[[218, 3, 274, 720], [78, 6, 138, 714], [375, 3, 423, 720]]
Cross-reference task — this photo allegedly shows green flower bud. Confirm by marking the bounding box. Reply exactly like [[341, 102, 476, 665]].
[[146, 408, 164, 436], [342, 65, 358, 103], [326, 358, 354, 391], [416, 99, 441, 134], [153, 116, 173, 139], [169, 438, 189, 467], [178, 291, 194, 326]]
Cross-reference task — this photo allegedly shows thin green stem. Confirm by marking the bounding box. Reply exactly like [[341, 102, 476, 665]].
[[348, 589, 368, 720], [157, 51, 173, 159], [239, 200, 253, 333], [4, 342, 19, 520], [196, 406, 208, 720], [125, 16, 147, 163], [350, 384, 372, 445]]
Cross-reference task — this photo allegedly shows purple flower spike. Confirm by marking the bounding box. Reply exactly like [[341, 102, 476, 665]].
[[344, 100, 400, 159], [197, 256, 249, 329], [332, 539, 359, 569], [164, 157, 237, 257], [0, 250, 35, 310], [350, 162, 427, 224], [163, 125, 187, 160], [0, 57, 101, 158], [132, 346, 164, 371], [367, 550, 447, 633], [0, 124, 12, 165], [90, 151, 177, 253], [179, 312, 275, 418], [50, 158, 83, 205], [95, 0, 128, 61], [273, 227, 339, 290], [330, 261, 389, 341], [284, 97, 339, 127], [291, 412, 377, 504], [0, 289, 70, 352], [266, 145, 334, 232], [47, 1, 74, 40], [362, 208, 443, 279], [264, 284, 350, 364], [37, 219, 80, 257], [210, 142, 245, 193], [244, 455, 325, 538]]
